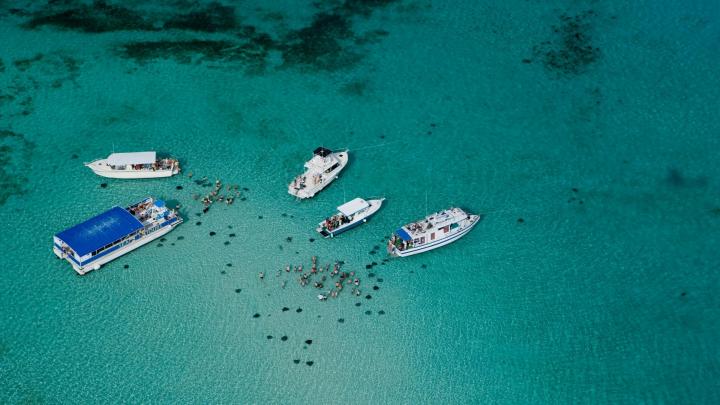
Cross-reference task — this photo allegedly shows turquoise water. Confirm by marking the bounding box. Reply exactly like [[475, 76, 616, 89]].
[[1, 0, 719, 403]]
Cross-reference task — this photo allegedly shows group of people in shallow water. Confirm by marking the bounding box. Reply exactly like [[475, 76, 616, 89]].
[[258, 256, 363, 301], [189, 177, 240, 213]]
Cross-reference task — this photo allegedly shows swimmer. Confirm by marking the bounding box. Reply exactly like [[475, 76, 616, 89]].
[[285, 265, 291, 272], [259, 272, 265, 280], [281, 280, 287, 289]]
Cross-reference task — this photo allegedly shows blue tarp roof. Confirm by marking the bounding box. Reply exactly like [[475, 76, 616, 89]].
[[395, 228, 412, 241], [55, 206, 143, 256]]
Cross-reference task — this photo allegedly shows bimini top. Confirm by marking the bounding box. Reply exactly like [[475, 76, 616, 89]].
[[313, 147, 333, 157], [395, 228, 412, 241], [55, 206, 144, 256], [107, 151, 156, 166], [337, 198, 369, 216]]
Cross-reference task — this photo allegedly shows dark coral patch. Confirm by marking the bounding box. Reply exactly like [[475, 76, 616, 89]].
[[117, 36, 271, 74], [665, 167, 708, 188], [163, 2, 237, 33], [532, 11, 601, 75], [280, 12, 358, 71], [0, 130, 35, 206], [24, 1, 155, 33]]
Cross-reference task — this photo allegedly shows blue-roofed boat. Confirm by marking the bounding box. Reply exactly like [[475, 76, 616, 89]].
[[316, 197, 385, 238], [387, 207, 481, 257], [53, 197, 183, 275]]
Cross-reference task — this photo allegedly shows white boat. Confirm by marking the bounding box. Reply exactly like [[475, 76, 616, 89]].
[[85, 151, 180, 179], [316, 197, 385, 238], [53, 197, 183, 275], [387, 207, 481, 257], [288, 147, 348, 199]]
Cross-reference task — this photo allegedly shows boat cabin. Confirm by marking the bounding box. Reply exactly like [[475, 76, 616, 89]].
[[54, 206, 145, 268], [106, 151, 158, 170]]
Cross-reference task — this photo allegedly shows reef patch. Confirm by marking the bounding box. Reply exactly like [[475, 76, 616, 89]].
[[0, 130, 35, 206], [24, 1, 155, 33], [532, 11, 601, 75]]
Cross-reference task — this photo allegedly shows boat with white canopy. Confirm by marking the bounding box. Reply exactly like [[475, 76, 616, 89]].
[[316, 197, 385, 238], [387, 207, 481, 257], [85, 151, 180, 179], [288, 147, 348, 199]]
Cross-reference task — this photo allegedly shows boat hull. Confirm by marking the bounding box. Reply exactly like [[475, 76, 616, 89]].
[[391, 214, 480, 257], [53, 219, 182, 275]]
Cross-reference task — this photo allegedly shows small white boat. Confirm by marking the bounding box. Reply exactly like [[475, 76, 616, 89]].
[[387, 207, 481, 257], [316, 197, 385, 238], [53, 197, 183, 275], [288, 147, 348, 199], [85, 151, 180, 179]]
